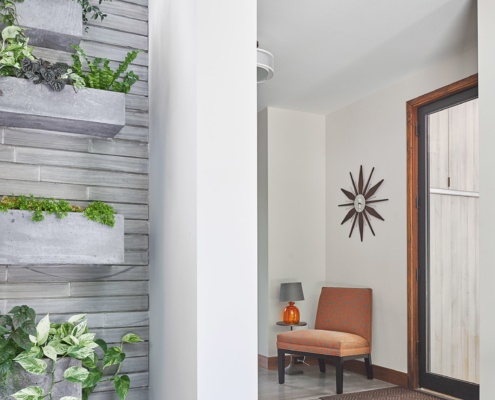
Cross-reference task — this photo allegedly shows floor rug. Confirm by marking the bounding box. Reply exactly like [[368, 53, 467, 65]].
[[319, 387, 445, 400]]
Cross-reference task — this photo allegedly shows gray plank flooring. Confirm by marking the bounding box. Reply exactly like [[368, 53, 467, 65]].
[[258, 364, 394, 400]]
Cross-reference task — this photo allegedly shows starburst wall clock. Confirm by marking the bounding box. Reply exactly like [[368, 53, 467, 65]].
[[338, 166, 388, 242]]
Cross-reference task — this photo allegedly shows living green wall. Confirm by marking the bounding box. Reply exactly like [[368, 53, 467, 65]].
[[0, 1, 150, 398]]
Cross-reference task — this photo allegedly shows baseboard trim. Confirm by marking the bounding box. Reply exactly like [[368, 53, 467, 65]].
[[328, 359, 408, 387], [258, 354, 319, 370], [258, 354, 281, 370], [258, 354, 407, 387]]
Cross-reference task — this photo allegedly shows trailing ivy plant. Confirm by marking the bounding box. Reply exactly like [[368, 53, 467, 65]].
[[0, 0, 110, 32], [0, 306, 37, 384], [0, 25, 34, 77], [76, 0, 110, 31], [71, 45, 140, 94], [0, 0, 22, 27], [3, 311, 142, 400], [0, 194, 117, 227]]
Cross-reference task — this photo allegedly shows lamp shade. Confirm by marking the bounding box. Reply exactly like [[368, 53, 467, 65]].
[[280, 282, 304, 302]]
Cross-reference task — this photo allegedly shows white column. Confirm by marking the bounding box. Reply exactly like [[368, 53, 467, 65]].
[[149, 0, 257, 399], [196, 1, 257, 398]]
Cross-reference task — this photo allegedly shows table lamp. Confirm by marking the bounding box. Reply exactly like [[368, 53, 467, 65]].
[[280, 282, 304, 324]]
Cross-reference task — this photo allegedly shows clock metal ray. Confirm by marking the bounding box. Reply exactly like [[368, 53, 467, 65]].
[[341, 208, 356, 225]]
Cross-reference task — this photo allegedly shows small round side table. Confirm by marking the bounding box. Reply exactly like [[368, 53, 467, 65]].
[[276, 321, 307, 375]]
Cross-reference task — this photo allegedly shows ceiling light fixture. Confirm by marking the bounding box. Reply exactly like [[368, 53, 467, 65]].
[[257, 42, 274, 83]]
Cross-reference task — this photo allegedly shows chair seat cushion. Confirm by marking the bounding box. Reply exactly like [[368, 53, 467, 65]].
[[277, 329, 370, 357]]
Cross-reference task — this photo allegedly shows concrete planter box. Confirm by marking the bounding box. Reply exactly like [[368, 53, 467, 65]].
[[0, 210, 124, 264], [1, 0, 82, 52], [0, 77, 125, 137], [0, 358, 82, 399]]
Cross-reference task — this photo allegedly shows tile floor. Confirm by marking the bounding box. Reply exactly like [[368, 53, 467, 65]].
[[258, 363, 395, 400]]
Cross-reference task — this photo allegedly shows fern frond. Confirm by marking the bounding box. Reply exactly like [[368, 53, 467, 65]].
[[69, 46, 139, 93], [112, 50, 140, 81]]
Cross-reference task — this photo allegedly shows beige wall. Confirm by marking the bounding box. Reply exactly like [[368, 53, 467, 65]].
[[258, 107, 326, 357], [325, 46, 478, 372]]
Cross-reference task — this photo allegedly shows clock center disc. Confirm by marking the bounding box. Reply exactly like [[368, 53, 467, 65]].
[[354, 194, 366, 213]]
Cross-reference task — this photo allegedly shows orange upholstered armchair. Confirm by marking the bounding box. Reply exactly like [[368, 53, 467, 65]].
[[277, 287, 373, 394]]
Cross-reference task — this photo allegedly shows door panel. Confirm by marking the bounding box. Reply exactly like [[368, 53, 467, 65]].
[[428, 109, 449, 190], [449, 100, 479, 192], [429, 194, 479, 383], [418, 87, 479, 399]]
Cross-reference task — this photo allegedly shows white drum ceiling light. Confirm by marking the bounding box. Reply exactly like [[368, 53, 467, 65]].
[[257, 47, 274, 83]]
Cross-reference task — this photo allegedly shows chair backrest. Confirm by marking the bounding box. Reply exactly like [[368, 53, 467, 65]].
[[314, 287, 372, 347]]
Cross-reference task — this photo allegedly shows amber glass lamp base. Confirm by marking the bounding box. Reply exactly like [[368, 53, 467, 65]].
[[283, 301, 300, 324]]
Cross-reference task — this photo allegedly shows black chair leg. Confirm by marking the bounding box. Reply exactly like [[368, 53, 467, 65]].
[[278, 349, 285, 384], [336, 358, 344, 394], [365, 354, 373, 379], [318, 358, 326, 373]]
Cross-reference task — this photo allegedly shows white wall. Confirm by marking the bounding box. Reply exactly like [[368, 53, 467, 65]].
[[325, 47, 478, 373], [258, 107, 326, 357], [149, 0, 257, 399], [478, 1, 495, 398]]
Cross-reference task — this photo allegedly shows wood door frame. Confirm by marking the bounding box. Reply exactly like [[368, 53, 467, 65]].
[[406, 74, 478, 389]]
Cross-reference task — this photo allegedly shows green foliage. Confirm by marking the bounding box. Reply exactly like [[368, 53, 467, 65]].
[[114, 374, 130, 400], [61, 67, 86, 90], [0, 26, 134, 94], [0, 194, 116, 227], [75, 0, 111, 32], [16, 58, 85, 92], [0, 306, 37, 385], [121, 333, 143, 343], [83, 200, 116, 227], [71, 45, 140, 94], [0, 26, 85, 90], [0, 0, 23, 27], [5, 311, 143, 400], [0, 0, 110, 32], [0, 25, 34, 77], [11, 385, 44, 400], [1, 194, 73, 221]]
